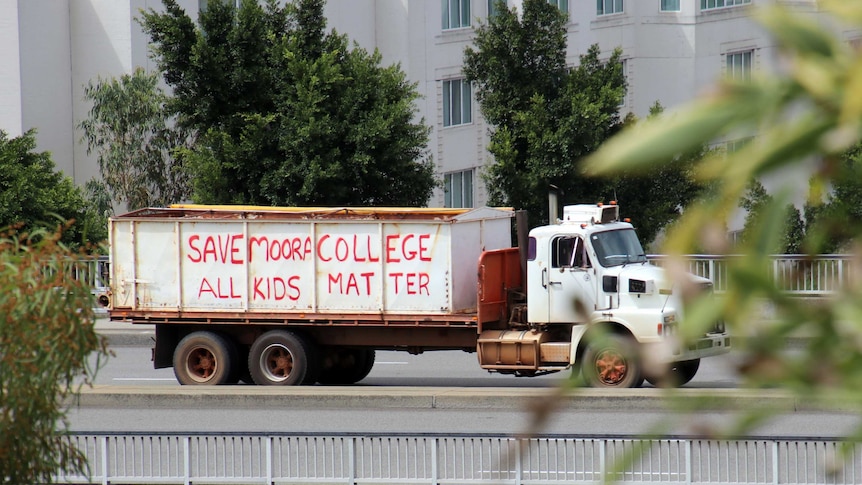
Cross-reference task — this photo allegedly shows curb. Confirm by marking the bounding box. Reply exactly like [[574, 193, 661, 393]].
[[99, 329, 154, 347], [68, 386, 859, 413]]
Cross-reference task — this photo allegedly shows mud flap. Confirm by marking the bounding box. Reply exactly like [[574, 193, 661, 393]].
[[154, 325, 180, 369]]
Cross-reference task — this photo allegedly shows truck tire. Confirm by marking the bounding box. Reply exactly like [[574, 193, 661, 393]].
[[645, 359, 700, 387], [318, 348, 376, 385], [173, 331, 234, 385], [582, 335, 644, 388], [248, 330, 312, 386]]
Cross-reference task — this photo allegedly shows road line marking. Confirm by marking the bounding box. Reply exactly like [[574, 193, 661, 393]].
[[113, 378, 177, 381]]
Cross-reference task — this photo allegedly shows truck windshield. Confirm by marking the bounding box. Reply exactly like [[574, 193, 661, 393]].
[[590, 229, 648, 268]]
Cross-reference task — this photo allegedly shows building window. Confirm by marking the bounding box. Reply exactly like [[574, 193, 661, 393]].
[[548, 0, 568, 13], [443, 0, 471, 30], [443, 79, 472, 127], [727, 137, 753, 153], [701, 0, 750, 10], [488, 0, 500, 17], [727, 50, 752, 81], [661, 0, 680, 11], [597, 0, 623, 15], [444, 170, 474, 208]]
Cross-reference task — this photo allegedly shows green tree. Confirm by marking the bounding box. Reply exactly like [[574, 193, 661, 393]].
[[611, 104, 710, 247], [585, 0, 862, 435], [738, 180, 805, 253], [463, 0, 624, 225], [140, 0, 435, 207], [79, 67, 193, 210], [801, 142, 862, 253], [463, 1, 702, 243], [0, 130, 106, 249], [0, 229, 109, 483]]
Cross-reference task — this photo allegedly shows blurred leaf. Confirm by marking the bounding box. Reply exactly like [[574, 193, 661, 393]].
[[0, 229, 110, 483], [756, 6, 842, 60], [584, 97, 742, 175]]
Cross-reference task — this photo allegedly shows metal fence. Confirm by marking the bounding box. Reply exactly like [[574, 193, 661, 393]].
[[648, 254, 854, 295], [55, 432, 862, 485]]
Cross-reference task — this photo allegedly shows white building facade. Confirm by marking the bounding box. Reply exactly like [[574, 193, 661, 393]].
[[1, 0, 856, 230]]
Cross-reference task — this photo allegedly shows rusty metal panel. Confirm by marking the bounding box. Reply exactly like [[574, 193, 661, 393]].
[[134, 221, 180, 309], [179, 221, 247, 311], [477, 248, 522, 329], [110, 208, 515, 317], [477, 329, 546, 369], [109, 220, 133, 309], [244, 221, 316, 311], [379, 222, 450, 312], [540, 342, 571, 363]]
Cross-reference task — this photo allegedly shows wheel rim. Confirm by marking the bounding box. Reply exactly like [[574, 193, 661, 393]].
[[186, 347, 217, 383], [260, 343, 294, 382], [594, 348, 628, 385]]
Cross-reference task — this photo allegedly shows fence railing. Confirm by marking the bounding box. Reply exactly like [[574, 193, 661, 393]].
[[71, 256, 110, 293], [76, 255, 853, 299], [54, 432, 862, 485], [648, 254, 854, 295]]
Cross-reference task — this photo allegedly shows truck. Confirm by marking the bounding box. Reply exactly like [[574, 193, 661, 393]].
[[106, 201, 730, 388]]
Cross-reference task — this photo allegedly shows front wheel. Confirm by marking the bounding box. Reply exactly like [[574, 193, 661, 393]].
[[582, 335, 644, 388]]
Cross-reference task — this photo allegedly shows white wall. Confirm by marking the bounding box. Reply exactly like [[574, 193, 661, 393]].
[[0, 1, 22, 140], [2, 0, 858, 230]]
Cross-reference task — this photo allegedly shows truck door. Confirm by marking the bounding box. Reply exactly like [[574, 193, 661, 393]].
[[547, 236, 596, 323]]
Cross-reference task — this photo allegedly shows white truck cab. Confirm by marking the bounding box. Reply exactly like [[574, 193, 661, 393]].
[[526, 203, 730, 387]]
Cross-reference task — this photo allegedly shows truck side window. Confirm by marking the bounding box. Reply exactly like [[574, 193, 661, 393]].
[[552, 237, 577, 268], [527, 237, 537, 261], [573, 238, 591, 268]]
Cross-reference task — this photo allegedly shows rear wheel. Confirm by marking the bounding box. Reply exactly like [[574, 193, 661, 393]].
[[582, 335, 644, 388], [318, 348, 376, 385], [173, 331, 234, 385], [248, 330, 313, 386], [646, 359, 700, 387]]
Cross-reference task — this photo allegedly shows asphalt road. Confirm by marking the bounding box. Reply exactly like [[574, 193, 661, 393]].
[[90, 343, 737, 388], [67, 331, 862, 439]]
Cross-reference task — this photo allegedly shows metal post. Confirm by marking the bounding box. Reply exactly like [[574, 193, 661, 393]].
[[772, 441, 779, 485], [349, 437, 357, 485], [101, 435, 109, 485], [686, 440, 692, 485], [515, 439, 522, 485], [266, 437, 273, 485], [184, 436, 191, 485], [432, 438, 438, 485]]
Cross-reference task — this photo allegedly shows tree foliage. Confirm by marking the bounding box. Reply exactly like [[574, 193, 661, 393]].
[[612, 104, 711, 248], [79, 67, 193, 210], [585, 0, 862, 434], [739, 180, 805, 254], [0, 130, 106, 249], [140, 0, 435, 207], [800, 143, 862, 253], [0, 229, 109, 483], [462, 0, 703, 244]]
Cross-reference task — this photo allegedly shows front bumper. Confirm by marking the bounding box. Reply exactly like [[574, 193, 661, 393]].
[[672, 332, 731, 361]]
